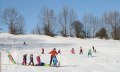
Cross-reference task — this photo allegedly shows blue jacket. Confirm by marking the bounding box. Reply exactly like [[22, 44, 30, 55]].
[[52, 56, 58, 65]]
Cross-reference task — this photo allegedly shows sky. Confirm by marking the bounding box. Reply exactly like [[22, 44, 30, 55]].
[[0, 0, 120, 33]]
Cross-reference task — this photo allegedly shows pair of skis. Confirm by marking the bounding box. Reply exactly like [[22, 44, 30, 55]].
[[6, 51, 16, 64]]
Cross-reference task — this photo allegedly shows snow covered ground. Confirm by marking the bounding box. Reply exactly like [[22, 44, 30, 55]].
[[0, 33, 120, 72]]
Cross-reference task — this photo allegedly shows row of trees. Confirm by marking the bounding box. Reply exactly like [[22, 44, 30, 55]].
[[32, 7, 85, 38], [0, 7, 120, 40], [0, 8, 25, 34]]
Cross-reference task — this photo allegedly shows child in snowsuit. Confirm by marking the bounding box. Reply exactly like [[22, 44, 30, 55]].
[[58, 49, 61, 54], [92, 46, 96, 53], [88, 49, 92, 58], [79, 47, 83, 54], [41, 48, 44, 54], [29, 54, 34, 65], [71, 48, 75, 54], [36, 56, 45, 66], [22, 54, 27, 65], [49, 48, 58, 66], [52, 56, 58, 66], [36, 56, 41, 65], [23, 42, 26, 46]]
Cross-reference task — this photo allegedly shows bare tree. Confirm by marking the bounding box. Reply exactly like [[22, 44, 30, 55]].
[[72, 20, 84, 38], [0, 9, 1, 22], [16, 15, 25, 34], [91, 16, 99, 38], [103, 11, 120, 39], [83, 14, 99, 38], [38, 7, 56, 36], [32, 23, 42, 35], [102, 12, 112, 38], [58, 6, 69, 37], [1, 8, 25, 34], [95, 27, 108, 39], [69, 8, 77, 37]]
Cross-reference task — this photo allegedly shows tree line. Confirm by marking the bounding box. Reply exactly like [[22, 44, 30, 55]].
[[0, 7, 120, 40]]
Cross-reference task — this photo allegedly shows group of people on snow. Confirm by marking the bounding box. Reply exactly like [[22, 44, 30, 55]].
[[70, 46, 96, 57], [22, 48, 59, 67], [22, 46, 96, 66]]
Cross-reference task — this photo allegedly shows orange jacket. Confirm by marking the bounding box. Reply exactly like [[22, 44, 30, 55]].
[[49, 50, 58, 57]]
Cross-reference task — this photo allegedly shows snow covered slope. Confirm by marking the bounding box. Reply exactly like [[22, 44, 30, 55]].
[[0, 33, 120, 72]]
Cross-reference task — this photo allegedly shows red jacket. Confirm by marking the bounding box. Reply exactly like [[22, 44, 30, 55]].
[[49, 50, 58, 57]]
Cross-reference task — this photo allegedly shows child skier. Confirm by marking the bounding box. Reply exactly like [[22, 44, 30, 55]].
[[29, 54, 34, 65], [23, 42, 26, 46], [22, 54, 27, 65], [79, 47, 83, 54], [71, 48, 75, 54], [88, 49, 92, 58], [58, 49, 61, 54], [41, 48, 44, 54], [52, 56, 58, 66], [49, 48, 58, 66], [92, 46, 96, 53]]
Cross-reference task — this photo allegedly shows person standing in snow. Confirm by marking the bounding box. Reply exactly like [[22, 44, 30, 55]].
[[29, 54, 34, 65], [22, 54, 27, 65], [92, 46, 96, 53], [88, 49, 92, 58], [41, 48, 44, 54], [71, 48, 75, 54], [92, 46, 95, 52], [58, 49, 61, 54], [23, 42, 26, 46], [49, 48, 58, 66], [79, 47, 83, 54]]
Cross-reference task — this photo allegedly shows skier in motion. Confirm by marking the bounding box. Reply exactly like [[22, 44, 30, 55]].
[[23, 42, 26, 46], [88, 49, 92, 58]]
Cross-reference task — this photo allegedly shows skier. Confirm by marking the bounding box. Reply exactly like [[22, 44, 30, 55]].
[[79, 47, 83, 54], [58, 49, 61, 54], [29, 54, 34, 65], [52, 56, 58, 66], [92, 46, 95, 52], [22, 54, 27, 65], [92, 46, 96, 53], [41, 48, 44, 54], [71, 48, 75, 54], [49, 48, 58, 66], [23, 42, 26, 46], [88, 49, 92, 58]]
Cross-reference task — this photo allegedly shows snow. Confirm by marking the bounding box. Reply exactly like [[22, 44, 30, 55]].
[[0, 33, 120, 72]]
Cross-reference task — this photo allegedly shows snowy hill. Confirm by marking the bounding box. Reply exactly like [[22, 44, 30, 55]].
[[0, 33, 120, 72]]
